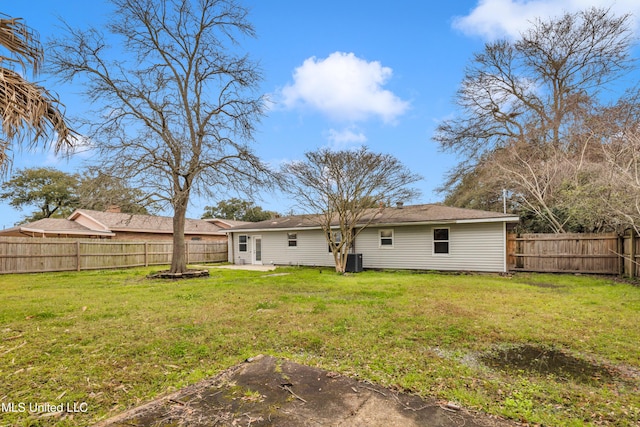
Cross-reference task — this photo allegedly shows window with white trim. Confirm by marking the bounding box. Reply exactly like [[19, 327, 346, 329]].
[[328, 231, 341, 252], [287, 232, 298, 247], [328, 230, 354, 252], [379, 229, 394, 248], [433, 228, 449, 254], [238, 235, 248, 252]]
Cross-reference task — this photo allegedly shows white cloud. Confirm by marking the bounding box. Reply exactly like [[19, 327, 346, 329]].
[[280, 52, 409, 123], [326, 127, 367, 149], [453, 0, 640, 40], [41, 133, 94, 166]]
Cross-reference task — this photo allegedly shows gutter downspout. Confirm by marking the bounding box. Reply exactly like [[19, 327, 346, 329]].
[[503, 221, 507, 273]]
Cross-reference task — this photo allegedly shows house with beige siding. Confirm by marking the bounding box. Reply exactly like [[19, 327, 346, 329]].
[[225, 204, 519, 273]]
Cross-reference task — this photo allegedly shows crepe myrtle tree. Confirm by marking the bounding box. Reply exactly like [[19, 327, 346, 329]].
[[281, 146, 422, 273], [48, 0, 272, 274]]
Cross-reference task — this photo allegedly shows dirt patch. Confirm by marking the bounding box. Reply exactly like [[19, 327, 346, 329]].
[[479, 344, 615, 383], [519, 280, 563, 289], [147, 269, 210, 279], [94, 355, 518, 427]]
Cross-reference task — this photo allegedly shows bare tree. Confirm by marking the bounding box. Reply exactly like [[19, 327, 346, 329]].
[[490, 140, 586, 233], [602, 131, 640, 231], [48, 0, 271, 274], [435, 7, 635, 232], [591, 93, 640, 232], [76, 167, 158, 215], [0, 15, 75, 175], [282, 146, 421, 273]]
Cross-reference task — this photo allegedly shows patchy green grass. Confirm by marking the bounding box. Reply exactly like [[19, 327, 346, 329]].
[[0, 267, 638, 426]]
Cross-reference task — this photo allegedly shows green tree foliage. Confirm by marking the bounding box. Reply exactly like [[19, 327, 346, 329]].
[[76, 168, 157, 215], [0, 167, 155, 224], [0, 167, 79, 222], [201, 198, 276, 222]]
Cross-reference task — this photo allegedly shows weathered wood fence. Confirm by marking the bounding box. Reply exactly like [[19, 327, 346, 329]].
[[4, 234, 638, 276], [0, 237, 228, 274], [507, 232, 640, 276]]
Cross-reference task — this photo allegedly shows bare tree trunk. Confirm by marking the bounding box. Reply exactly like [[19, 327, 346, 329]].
[[170, 200, 188, 274], [340, 250, 348, 273], [331, 245, 344, 273]]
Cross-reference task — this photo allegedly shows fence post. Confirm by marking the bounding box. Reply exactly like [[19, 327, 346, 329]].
[[76, 241, 81, 271], [630, 230, 636, 279], [185, 241, 189, 265], [618, 234, 625, 276], [144, 242, 149, 267]]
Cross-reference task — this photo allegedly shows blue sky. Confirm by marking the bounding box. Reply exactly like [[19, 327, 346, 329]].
[[2, 0, 640, 228]]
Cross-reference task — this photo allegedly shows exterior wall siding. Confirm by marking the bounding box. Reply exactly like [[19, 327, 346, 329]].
[[356, 223, 505, 272], [230, 222, 507, 272], [231, 229, 336, 267]]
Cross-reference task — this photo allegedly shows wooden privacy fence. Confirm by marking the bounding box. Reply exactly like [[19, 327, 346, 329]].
[[0, 237, 228, 274], [507, 232, 640, 276]]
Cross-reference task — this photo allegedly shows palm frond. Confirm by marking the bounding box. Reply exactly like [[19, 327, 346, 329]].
[[0, 15, 43, 72], [0, 15, 75, 174]]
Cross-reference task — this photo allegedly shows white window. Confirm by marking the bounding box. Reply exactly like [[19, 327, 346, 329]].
[[328, 231, 341, 252], [379, 229, 394, 248], [287, 232, 298, 247], [433, 228, 449, 254], [328, 230, 354, 252], [238, 235, 248, 252]]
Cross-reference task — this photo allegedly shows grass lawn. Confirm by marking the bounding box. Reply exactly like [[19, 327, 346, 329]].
[[0, 267, 638, 426]]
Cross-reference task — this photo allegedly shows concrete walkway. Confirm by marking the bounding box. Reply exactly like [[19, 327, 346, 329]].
[[194, 264, 277, 272]]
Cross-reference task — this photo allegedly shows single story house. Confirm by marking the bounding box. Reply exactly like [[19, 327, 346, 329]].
[[225, 204, 520, 273], [0, 209, 227, 241]]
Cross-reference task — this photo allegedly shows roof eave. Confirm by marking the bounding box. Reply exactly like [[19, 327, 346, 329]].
[[226, 216, 520, 232], [455, 216, 520, 224], [18, 226, 116, 237]]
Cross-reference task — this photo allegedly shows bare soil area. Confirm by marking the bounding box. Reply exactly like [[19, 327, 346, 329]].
[[94, 355, 519, 427]]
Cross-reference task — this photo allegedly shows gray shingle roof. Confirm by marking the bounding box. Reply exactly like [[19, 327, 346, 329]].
[[0, 218, 114, 237], [204, 218, 253, 229], [27, 218, 96, 232], [226, 204, 519, 231], [71, 209, 225, 235]]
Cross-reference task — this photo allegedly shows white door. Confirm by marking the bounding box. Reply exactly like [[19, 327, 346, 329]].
[[252, 235, 263, 264]]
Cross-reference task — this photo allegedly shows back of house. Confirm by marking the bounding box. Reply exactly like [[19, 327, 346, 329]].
[[224, 204, 519, 273]]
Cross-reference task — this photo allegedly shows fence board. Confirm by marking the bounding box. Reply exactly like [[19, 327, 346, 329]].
[[0, 237, 227, 274], [507, 232, 628, 275], [6, 233, 637, 276]]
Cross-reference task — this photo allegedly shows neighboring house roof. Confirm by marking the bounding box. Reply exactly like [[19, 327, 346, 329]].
[[0, 210, 226, 238], [226, 204, 520, 232], [69, 209, 226, 236], [203, 218, 253, 229], [0, 218, 115, 238]]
